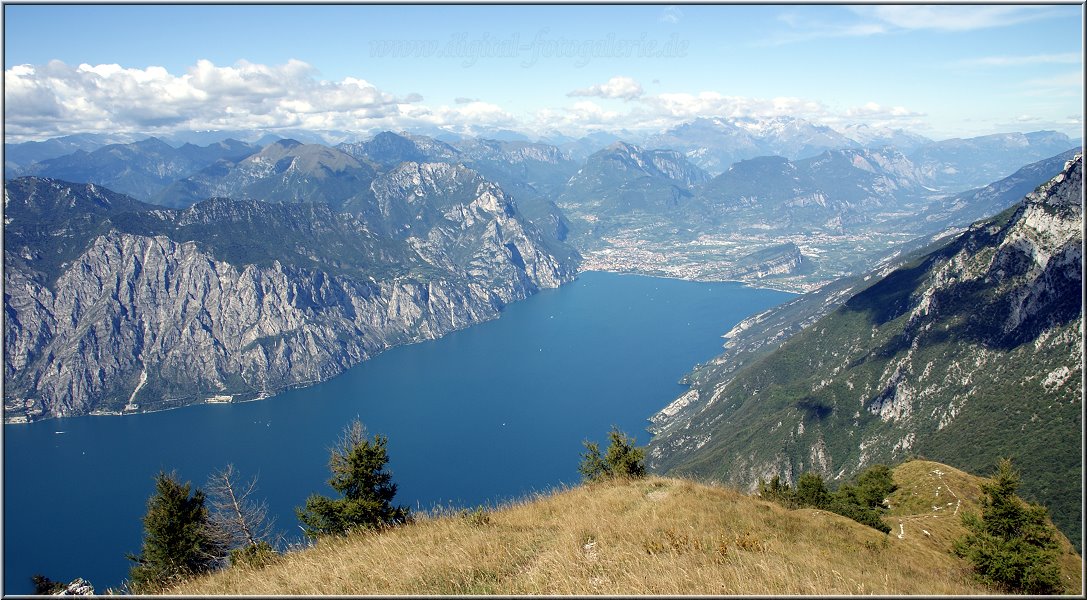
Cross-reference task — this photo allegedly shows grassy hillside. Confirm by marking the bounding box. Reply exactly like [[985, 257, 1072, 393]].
[[168, 460, 1081, 595]]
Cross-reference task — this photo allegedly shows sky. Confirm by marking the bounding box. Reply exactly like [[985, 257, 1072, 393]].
[[3, 4, 1084, 142]]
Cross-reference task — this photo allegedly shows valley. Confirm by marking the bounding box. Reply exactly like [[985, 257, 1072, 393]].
[[4, 5, 1084, 596], [8, 126, 1077, 421]]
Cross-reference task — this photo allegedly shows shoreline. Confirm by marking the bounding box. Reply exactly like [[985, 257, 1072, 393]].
[[5, 268, 806, 425]]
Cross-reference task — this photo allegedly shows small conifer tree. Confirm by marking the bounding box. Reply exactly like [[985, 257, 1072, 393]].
[[952, 459, 1064, 594], [31, 574, 66, 595], [296, 419, 409, 538], [578, 426, 646, 482], [126, 471, 223, 593]]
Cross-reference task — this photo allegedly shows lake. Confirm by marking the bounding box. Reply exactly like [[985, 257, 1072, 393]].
[[2, 271, 792, 594]]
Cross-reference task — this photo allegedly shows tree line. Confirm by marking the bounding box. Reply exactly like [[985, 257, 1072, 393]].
[[121, 418, 407, 593]]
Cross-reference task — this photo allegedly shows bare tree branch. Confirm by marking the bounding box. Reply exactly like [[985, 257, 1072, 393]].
[[205, 464, 276, 552]]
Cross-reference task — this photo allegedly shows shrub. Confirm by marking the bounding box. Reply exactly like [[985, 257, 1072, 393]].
[[757, 465, 896, 534], [228, 541, 278, 569]]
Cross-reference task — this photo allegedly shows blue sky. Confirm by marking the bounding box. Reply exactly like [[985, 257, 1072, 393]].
[[4, 4, 1083, 141]]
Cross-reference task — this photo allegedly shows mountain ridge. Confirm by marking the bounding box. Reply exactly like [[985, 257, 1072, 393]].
[[166, 460, 1082, 595], [648, 155, 1083, 547]]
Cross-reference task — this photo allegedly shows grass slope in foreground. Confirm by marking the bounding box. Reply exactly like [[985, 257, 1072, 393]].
[[168, 460, 1081, 595]]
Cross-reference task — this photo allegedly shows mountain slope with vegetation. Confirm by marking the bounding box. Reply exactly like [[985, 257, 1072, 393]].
[[648, 155, 1083, 547], [167, 460, 1082, 595], [3, 170, 577, 420]]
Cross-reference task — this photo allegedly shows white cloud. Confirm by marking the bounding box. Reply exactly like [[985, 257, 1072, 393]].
[[838, 102, 929, 132], [641, 91, 831, 122], [3, 59, 412, 139], [568, 76, 644, 101], [845, 102, 925, 119], [761, 12, 887, 46], [854, 5, 1057, 32], [950, 53, 1082, 68], [767, 6, 1062, 46]]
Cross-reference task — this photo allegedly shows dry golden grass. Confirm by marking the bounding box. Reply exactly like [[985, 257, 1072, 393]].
[[168, 460, 1082, 595]]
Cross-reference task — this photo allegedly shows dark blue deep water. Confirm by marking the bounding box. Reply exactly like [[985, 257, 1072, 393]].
[[3, 272, 791, 593]]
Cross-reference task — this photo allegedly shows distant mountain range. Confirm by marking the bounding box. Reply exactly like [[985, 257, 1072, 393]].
[[648, 155, 1083, 547], [12, 137, 260, 199], [3, 122, 1080, 420]]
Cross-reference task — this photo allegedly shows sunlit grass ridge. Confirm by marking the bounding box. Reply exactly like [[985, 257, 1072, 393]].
[[170, 460, 1082, 595]]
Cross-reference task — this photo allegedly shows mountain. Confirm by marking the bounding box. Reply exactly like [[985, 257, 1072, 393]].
[[559, 141, 710, 220], [645, 118, 763, 175], [3, 171, 578, 421], [837, 124, 933, 153], [446, 137, 581, 255], [4, 133, 139, 172], [168, 462, 1082, 595], [902, 148, 1080, 232], [546, 130, 626, 161], [646, 116, 859, 175], [337, 131, 460, 170], [691, 147, 928, 234], [734, 116, 861, 160], [648, 155, 1083, 546], [154, 139, 378, 210], [16, 137, 259, 200], [909, 130, 1078, 191]]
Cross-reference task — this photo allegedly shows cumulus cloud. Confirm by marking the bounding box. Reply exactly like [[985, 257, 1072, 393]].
[[396, 99, 520, 136], [3, 59, 414, 139], [642, 91, 831, 122], [568, 76, 644, 100]]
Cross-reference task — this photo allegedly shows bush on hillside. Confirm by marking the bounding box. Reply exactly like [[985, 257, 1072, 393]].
[[757, 465, 896, 533]]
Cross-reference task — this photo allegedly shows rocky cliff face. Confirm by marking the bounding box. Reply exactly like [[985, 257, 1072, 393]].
[[649, 155, 1083, 545], [4, 169, 577, 420], [719, 243, 807, 280]]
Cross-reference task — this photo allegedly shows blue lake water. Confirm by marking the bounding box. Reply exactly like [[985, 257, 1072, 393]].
[[3, 271, 792, 594]]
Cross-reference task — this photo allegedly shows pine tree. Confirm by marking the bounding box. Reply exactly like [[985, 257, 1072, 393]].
[[126, 471, 223, 593], [578, 426, 646, 482], [953, 459, 1064, 594], [30, 574, 65, 595], [793, 472, 830, 508], [295, 419, 409, 538]]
